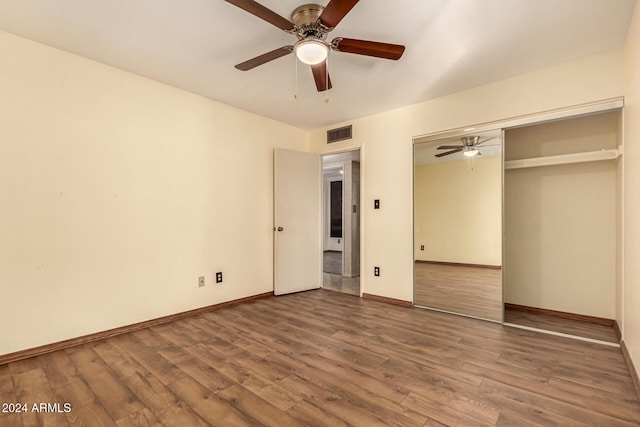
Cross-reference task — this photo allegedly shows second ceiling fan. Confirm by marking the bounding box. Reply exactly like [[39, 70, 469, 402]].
[[435, 136, 499, 158], [224, 0, 406, 91]]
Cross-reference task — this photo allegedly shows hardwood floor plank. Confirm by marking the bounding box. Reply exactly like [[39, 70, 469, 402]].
[[180, 343, 227, 366], [115, 407, 163, 427], [0, 364, 15, 424], [67, 402, 118, 426], [401, 391, 497, 427], [424, 418, 450, 427], [38, 351, 82, 388], [308, 338, 498, 420], [547, 377, 640, 423], [157, 346, 233, 393], [66, 346, 143, 421], [466, 359, 640, 424], [267, 352, 427, 427], [8, 357, 42, 374], [111, 334, 186, 386], [232, 351, 298, 383], [480, 377, 640, 426], [275, 322, 389, 367], [497, 349, 637, 395], [286, 398, 349, 427], [120, 371, 208, 427], [276, 374, 390, 426], [292, 348, 408, 404], [168, 376, 254, 426], [216, 384, 302, 426], [51, 378, 98, 409], [11, 367, 72, 426], [149, 323, 203, 348], [213, 359, 303, 411], [93, 341, 209, 427], [381, 351, 484, 388], [495, 408, 549, 427]]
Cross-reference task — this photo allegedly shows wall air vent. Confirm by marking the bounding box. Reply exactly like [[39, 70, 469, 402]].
[[327, 125, 352, 144]]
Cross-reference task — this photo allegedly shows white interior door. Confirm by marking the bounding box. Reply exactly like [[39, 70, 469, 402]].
[[274, 148, 322, 295]]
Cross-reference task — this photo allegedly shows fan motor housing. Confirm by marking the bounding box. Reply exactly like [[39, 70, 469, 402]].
[[291, 4, 324, 26], [461, 136, 480, 147]]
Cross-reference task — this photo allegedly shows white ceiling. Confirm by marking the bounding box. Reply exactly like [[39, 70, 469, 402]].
[[0, 0, 635, 129]]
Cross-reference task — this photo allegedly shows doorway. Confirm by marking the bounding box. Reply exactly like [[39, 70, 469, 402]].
[[322, 150, 361, 296]]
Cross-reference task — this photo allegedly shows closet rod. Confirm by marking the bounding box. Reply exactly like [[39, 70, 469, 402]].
[[504, 146, 622, 170]]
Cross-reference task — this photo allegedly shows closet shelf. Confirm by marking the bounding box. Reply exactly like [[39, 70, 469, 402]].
[[504, 146, 622, 170]]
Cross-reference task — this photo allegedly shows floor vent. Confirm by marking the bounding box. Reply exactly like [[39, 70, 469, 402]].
[[327, 125, 352, 143]]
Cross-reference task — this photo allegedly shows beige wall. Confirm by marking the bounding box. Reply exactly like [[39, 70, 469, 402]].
[[310, 49, 624, 303], [624, 2, 640, 380], [504, 114, 619, 318], [414, 156, 501, 266], [0, 31, 308, 355]]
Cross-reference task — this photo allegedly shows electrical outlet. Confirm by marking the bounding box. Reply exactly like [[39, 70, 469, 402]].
[[216, 272, 223, 283], [198, 276, 205, 287], [374, 266, 380, 277], [420, 245, 424, 251]]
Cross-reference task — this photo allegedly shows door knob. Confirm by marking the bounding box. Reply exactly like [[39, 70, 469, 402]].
[[277, 226, 284, 232]]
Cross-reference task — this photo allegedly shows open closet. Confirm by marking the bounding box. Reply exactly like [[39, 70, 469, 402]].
[[503, 110, 623, 343]]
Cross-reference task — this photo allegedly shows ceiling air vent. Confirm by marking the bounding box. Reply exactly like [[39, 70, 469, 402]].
[[327, 125, 352, 144]]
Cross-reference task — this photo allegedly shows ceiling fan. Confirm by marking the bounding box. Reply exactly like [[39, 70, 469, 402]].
[[224, 0, 406, 91], [435, 136, 498, 158]]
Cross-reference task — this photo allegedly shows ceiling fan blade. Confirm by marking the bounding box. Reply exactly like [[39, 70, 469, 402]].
[[332, 38, 405, 60], [477, 136, 499, 146], [235, 46, 293, 71], [437, 145, 463, 150], [224, 0, 295, 31], [311, 61, 332, 92], [435, 149, 462, 158], [318, 0, 359, 29]]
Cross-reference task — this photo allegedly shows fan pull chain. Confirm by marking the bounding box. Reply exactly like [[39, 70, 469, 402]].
[[294, 54, 298, 100], [325, 52, 330, 103], [467, 156, 475, 172]]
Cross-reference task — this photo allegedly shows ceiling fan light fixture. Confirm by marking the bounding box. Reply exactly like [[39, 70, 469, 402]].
[[295, 38, 329, 65], [463, 148, 479, 157]]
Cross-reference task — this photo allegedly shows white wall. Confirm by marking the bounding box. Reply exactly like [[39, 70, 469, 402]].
[[310, 49, 624, 303], [624, 2, 640, 380], [0, 31, 308, 355], [414, 156, 502, 266]]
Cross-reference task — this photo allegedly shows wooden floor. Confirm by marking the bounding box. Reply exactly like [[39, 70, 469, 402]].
[[414, 262, 503, 322], [504, 308, 619, 344], [2, 289, 640, 426]]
